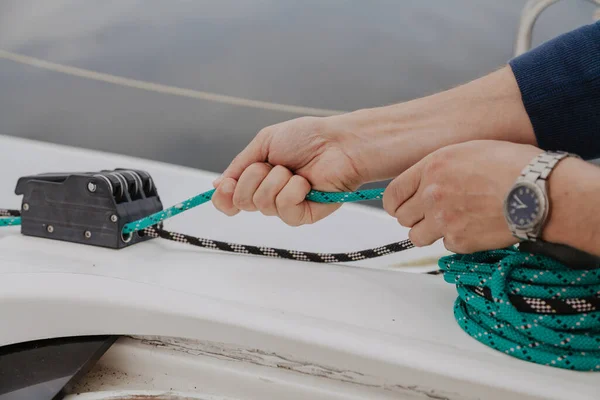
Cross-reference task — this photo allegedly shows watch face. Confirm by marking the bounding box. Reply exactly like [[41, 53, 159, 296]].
[[506, 183, 544, 229]]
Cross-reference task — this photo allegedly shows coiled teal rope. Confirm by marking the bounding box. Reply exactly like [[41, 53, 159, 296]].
[[122, 188, 385, 234], [440, 249, 600, 371]]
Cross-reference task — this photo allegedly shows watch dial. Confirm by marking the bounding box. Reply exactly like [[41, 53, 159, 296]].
[[507, 185, 542, 228]]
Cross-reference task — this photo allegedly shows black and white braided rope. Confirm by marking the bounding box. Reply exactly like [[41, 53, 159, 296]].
[[472, 285, 599, 315], [4, 208, 439, 271], [142, 227, 600, 311], [143, 226, 418, 264], [0, 209, 20, 217], [6, 207, 599, 315]]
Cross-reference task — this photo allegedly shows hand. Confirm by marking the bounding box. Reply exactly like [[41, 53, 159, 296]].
[[212, 66, 535, 227], [211, 116, 371, 225], [383, 141, 542, 253]]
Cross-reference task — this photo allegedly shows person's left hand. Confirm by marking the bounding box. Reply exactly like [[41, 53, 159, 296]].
[[382, 140, 543, 253]]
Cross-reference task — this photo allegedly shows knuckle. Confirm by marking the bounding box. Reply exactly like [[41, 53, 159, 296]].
[[382, 193, 394, 216], [395, 211, 414, 228], [297, 116, 319, 129], [246, 162, 271, 175], [233, 193, 254, 210], [290, 174, 310, 187], [252, 192, 270, 209], [423, 183, 445, 205], [275, 193, 292, 210], [383, 184, 403, 215], [275, 176, 308, 211], [257, 126, 273, 140], [434, 209, 456, 228], [253, 194, 276, 215], [392, 180, 408, 199], [271, 165, 291, 177]]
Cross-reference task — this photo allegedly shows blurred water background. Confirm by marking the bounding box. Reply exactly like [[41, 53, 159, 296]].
[[0, 1, 597, 191]]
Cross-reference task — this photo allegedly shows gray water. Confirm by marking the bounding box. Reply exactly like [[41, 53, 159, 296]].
[[0, 1, 596, 176]]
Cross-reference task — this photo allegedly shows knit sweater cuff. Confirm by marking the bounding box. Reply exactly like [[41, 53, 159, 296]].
[[509, 22, 600, 160]]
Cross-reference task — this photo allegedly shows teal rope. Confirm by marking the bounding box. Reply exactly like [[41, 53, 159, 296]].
[[122, 188, 385, 234], [440, 249, 600, 371], [305, 188, 384, 203], [122, 189, 216, 234], [0, 216, 21, 227], [1, 188, 385, 233]]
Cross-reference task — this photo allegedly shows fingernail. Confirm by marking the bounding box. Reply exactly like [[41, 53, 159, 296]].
[[221, 180, 235, 194]]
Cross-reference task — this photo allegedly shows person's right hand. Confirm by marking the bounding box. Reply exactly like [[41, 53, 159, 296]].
[[211, 66, 536, 227], [211, 116, 373, 226]]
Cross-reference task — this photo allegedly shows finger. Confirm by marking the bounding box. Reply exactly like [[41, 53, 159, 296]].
[[394, 196, 424, 227], [211, 178, 240, 216], [443, 236, 469, 254], [215, 130, 269, 186], [253, 165, 293, 216], [382, 160, 424, 217], [232, 163, 272, 212], [408, 217, 442, 247], [276, 175, 341, 226]]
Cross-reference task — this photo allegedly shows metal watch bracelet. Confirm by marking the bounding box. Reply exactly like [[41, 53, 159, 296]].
[[511, 151, 580, 241]]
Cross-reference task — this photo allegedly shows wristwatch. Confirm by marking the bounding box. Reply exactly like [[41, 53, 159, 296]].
[[503, 150, 579, 241]]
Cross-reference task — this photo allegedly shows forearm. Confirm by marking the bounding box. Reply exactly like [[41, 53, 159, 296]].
[[509, 21, 600, 159], [545, 158, 600, 256], [333, 66, 536, 182]]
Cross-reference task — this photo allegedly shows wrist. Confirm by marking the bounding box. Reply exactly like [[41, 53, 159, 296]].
[[543, 158, 600, 255], [332, 66, 537, 182]]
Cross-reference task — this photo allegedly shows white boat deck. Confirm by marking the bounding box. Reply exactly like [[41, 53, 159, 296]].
[[0, 136, 598, 400]]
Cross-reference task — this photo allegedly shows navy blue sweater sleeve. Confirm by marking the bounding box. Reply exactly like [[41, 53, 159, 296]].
[[509, 21, 600, 160]]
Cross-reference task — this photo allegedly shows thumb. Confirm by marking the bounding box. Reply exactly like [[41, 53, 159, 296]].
[[382, 159, 424, 217], [214, 131, 269, 187]]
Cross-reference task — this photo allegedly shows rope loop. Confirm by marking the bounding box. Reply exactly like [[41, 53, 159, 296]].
[[441, 248, 600, 371]]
